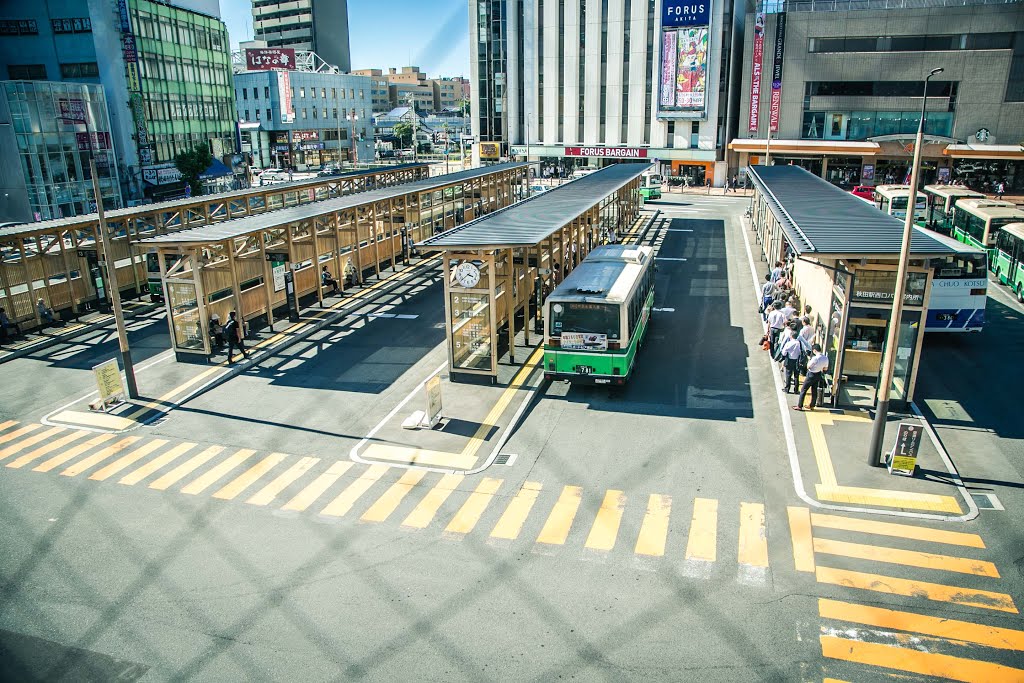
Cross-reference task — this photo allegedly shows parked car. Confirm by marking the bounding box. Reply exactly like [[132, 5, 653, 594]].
[[529, 184, 547, 195], [851, 185, 875, 201], [318, 165, 341, 177], [261, 168, 287, 181]]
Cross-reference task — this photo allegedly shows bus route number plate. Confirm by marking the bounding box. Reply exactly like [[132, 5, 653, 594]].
[[936, 313, 957, 321], [576, 365, 593, 375]]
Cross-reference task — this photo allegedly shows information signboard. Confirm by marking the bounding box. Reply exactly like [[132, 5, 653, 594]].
[[886, 422, 923, 476], [424, 374, 442, 427], [93, 358, 125, 407]]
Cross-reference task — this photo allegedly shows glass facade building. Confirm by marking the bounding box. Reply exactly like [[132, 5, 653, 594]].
[[2, 81, 121, 220]]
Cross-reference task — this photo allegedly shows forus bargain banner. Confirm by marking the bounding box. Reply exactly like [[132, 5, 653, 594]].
[[658, 2, 711, 117]]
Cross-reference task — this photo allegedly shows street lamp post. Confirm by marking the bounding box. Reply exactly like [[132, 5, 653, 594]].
[[348, 111, 359, 167], [407, 95, 419, 163], [867, 66, 943, 467]]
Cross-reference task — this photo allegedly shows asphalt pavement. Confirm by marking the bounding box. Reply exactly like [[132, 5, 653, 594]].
[[0, 193, 1022, 681]]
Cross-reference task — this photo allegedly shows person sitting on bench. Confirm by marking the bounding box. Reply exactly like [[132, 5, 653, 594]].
[[321, 266, 340, 294]]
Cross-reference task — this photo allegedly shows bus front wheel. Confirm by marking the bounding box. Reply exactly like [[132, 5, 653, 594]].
[[1017, 284, 1023, 303]]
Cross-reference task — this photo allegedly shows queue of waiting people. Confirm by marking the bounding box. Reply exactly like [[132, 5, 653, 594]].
[[759, 259, 829, 411]]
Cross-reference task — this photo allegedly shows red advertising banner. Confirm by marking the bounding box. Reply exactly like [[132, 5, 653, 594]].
[[769, 90, 782, 133], [246, 48, 296, 71], [748, 12, 764, 132], [277, 70, 294, 123], [58, 98, 87, 124], [292, 130, 319, 141], [564, 146, 648, 159]]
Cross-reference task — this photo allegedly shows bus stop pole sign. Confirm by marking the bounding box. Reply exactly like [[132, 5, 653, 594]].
[[886, 422, 923, 476]]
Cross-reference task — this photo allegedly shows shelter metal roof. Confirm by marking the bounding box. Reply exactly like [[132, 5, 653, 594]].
[[137, 163, 525, 246], [0, 163, 429, 240], [748, 165, 960, 256], [416, 163, 649, 250]]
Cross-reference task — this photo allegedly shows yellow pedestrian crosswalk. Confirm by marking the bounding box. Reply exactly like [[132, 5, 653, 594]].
[[788, 506, 1024, 682], [0, 420, 779, 580]]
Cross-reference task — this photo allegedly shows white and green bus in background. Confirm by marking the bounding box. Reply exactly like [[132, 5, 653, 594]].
[[544, 244, 655, 385], [640, 171, 663, 200], [873, 185, 927, 221], [950, 198, 1024, 253], [921, 185, 985, 234], [992, 223, 1024, 302]]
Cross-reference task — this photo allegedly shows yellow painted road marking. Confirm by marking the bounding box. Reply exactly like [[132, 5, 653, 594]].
[[48, 410, 136, 432], [33, 433, 115, 472], [180, 448, 256, 495], [459, 346, 544, 465], [247, 456, 320, 506], [816, 566, 1018, 613], [584, 489, 626, 552], [7, 430, 89, 469], [787, 506, 815, 573], [445, 477, 503, 534], [813, 536, 999, 577], [816, 484, 962, 514], [89, 439, 168, 481], [0, 426, 64, 462], [536, 485, 583, 545], [320, 464, 390, 517], [148, 445, 224, 490], [819, 598, 1024, 651], [120, 442, 196, 486], [820, 635, 1024, 682], [738, 502, 769, 567], [212, 452, 287, 500], [401, 473, 464, 529], [281, 461, 353, 512], [490, 481, 543, 540], [360, 469, 427, 522], [634, 494, 672, 557], [685, 497, 718, 562], [60, 436, 140, 477], [0, 420, 18, 433], [810, 513, 984, 548], [0, 423, 42, 447]]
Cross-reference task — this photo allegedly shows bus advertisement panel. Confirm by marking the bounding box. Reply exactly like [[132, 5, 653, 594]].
[[923, 241, 989, 332]]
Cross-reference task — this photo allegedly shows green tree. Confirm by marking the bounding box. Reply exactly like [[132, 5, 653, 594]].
[[393, 122, 413, 149], [173, 143, 212, 197]]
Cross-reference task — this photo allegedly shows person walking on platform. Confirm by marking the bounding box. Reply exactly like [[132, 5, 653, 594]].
[[766, 301, 787, 356], [224, 311, 248, 364], [779, 332, 803, 394], [794, 344, 829, 411]]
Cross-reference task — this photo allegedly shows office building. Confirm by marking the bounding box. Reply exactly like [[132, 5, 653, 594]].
[[352, 67, 470, 113], [235, 70, 373, 169], [0, 81, 121, 222], [253, 0, 351, 73], [0, 0, 237, 207], [731, 2, 1024, 191], [469, 0, 743, 185]]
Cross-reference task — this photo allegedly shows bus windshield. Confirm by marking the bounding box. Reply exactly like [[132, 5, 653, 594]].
[[550, 302, 620, 339], [929, 253, 988, 279], [891, 197, 908, 210]]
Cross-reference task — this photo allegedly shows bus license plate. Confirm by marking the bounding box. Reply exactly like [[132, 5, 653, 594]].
[[936, 313, 957, 321], [576, 365, 593, 375]]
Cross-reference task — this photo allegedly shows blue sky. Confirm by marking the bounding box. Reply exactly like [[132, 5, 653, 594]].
[[221, 0, 471, 77]]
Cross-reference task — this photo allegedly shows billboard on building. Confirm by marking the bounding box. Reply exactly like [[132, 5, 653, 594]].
[[246, 48, 296, 71], [277, 71, 295, 123], [479, 142, 501, 160], [768, 13, 787, 133], [747, 11, 765, 132], [658, 2, 711, 118]]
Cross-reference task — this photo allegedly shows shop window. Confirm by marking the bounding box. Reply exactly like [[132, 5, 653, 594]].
[[802, 111, 825, 139], [847, 111, 875, 140]]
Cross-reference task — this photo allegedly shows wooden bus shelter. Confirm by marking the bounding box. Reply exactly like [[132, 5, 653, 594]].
[[416, 163, 648, 381], [134, 163, 527, 359], [0, 163, 429, 328]]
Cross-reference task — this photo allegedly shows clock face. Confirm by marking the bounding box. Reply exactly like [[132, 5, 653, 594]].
[[454, 262, 481, 288]]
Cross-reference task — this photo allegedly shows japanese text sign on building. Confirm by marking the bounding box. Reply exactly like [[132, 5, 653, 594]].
[[58, 98, 87, 124], [246, 48, 296, 71], [887, 422, 922, 476]]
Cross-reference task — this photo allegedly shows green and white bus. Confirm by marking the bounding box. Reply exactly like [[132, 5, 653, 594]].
[[639, 172, 662, 200], [950, 198, 1024, 253], [544, 244, 655, 385], [873, 185, 927, 221], [921, 185, 985, 234], [992, 223, 1024, 302]]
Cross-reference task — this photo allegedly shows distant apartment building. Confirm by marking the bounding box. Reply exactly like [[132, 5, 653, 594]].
[[352, 66, 470, 112], [435, 77, 469, 110], [252, 0, 351, 72], [350, 68, 400, 113]]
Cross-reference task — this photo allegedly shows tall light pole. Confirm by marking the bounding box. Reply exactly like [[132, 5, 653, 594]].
[[867, 67, 943, 466], [406, 94, 419, 163]]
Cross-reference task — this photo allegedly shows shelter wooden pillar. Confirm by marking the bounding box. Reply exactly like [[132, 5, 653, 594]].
[[19, 242, 40, 326], [506, 248, 515, 363], [259, 231, 275, 326], [226, 240, 244, 324], [0, 247, 18, 321], [333, 212, 344, 291], [312, 221, 324, 307], [369, 205, 381, 277]]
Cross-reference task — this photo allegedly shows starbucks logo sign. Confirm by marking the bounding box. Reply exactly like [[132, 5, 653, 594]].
[[975, 128, 991, 143]]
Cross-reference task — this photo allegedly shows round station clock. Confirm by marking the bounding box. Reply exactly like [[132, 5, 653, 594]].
[[454, 262, 481, 288]]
